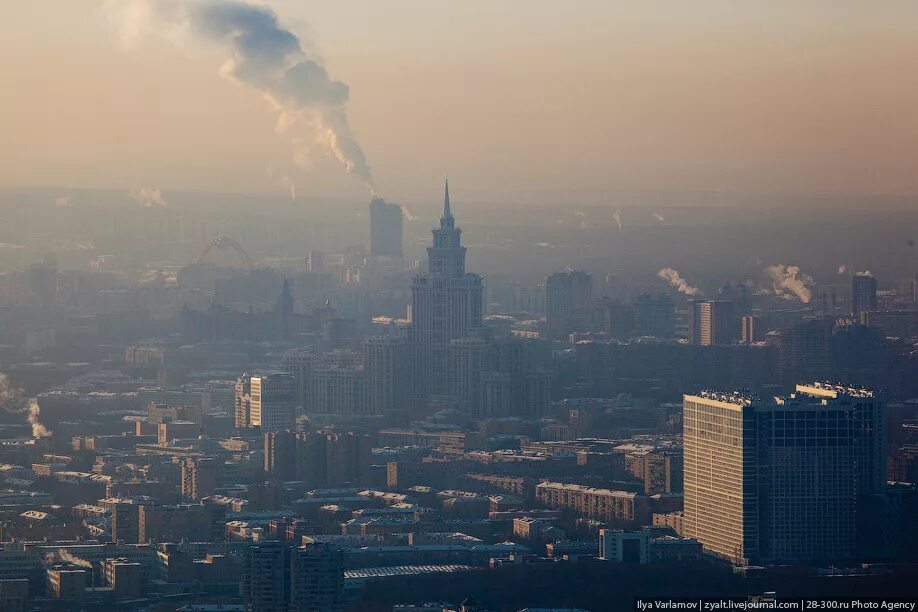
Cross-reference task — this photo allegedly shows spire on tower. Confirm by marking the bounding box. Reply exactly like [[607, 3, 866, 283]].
[[443, 178, 452, 220]]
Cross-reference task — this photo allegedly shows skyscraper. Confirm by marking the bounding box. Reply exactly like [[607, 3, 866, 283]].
[[851, 272, 878, 320], [545, 270, 593, 341], [479, 371, 513, 417], [794, 382, 886, 495], [741, 314, 760, 344], [683, 391, 760, 565], [683, 388, 861, 565], [633, 293, 675, 339], [688, 299, 739, 345], [249, 374, 296, 431], [364, 335, 409, 415], [369, 197, 403, 261], [447, 336, 491, 414], [234, 374, 252, 429], [305, 359, 367, 417], [265, 430, 298, 482], [410, 180, 484, 398]]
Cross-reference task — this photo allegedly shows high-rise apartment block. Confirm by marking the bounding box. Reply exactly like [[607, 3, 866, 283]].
[[289, 543, 344, 612], [234, 374, 252, 429], [181, 457, 217, 501], [249, 374, 296, 431], [851, 272, 878, 320], [364, 335, 409, 415], [688, 299, 739, 345], [265, 430, 372, 488], [633, 294, 675, 339], [241, 542, 343, 612], [241, 540, 289, 612], [369, 197, 403, 261], [545, 270, 593, 342], [741, 314, 760, 344]]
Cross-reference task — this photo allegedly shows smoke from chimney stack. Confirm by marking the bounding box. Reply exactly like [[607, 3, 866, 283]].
[[111, 0, 374, 190]]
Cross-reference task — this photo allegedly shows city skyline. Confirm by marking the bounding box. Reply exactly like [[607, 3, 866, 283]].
[[0, 2, 916, 610]]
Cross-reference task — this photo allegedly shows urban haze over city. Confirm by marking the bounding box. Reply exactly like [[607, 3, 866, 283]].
[[0, 1, 916, 611]]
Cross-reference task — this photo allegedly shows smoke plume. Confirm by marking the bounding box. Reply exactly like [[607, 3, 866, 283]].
[[0, 374, 19, 403], [54, 196, 72, 207], [0, 373, 52, 439], [26, 399, 51, 439], [658, 267, 702, 296], [113, 0, 373, 189], [838, 264, 847, 275], [612, 209, 623, 232], [401, 206, 418, 222], [130, 186, 168, 207], [764, 264, 812, 303], [58, 550, 92, 569], [652, 212, 665, 223]]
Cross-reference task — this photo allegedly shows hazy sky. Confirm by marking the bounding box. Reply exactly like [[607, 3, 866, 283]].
[[3, 1, 918, 205]]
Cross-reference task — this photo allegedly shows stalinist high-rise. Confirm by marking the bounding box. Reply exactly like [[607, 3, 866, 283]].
[[410, 180, 484, 399]]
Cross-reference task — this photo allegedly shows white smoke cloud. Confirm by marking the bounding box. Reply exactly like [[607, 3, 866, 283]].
[[0, 373, 51, 439], [58, 550, 92, 569], [129, 186, 167, 207], [652, 212, 665, 223], [856, 270, 873, 277], [111, 0, 374, 189], [838, 264, 847, 275], [612, 208, 623, 232], [764, 264, 812, 303], [401, 206, 418, 221], [0, 374, 19, 402], [658, 267, 702, 296], [574, 210, 586, 218], [26, 399, 51, 439], [54, 196, 72, 207]]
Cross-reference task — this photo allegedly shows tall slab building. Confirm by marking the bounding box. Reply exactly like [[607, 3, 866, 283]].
[[683, 386, 873, 565], [369, 196, 404, 261]]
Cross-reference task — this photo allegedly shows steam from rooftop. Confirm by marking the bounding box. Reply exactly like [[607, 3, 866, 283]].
[[0, 373, 52, 439], [658, 267, 702, 296], [130, 186, 167, 207], [58, 550, 92, 569], [764, 264, 812, 303]]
